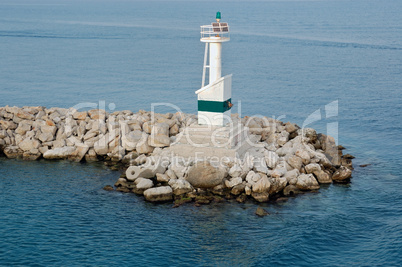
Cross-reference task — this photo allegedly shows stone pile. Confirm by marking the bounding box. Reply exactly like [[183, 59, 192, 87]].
[[0, 106, 354, 205]]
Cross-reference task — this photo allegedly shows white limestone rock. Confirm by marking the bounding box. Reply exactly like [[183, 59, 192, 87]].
[[43, 146, 76, 159], [135, 178, 154, 190], [144, 186, 173, 202], [149, 122, 170, 147]]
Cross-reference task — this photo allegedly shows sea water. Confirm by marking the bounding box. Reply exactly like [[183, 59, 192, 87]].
[[0, 0, 401, 265]]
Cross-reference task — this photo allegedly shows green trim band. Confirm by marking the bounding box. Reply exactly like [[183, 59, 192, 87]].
[[198, 98, 232, 113]]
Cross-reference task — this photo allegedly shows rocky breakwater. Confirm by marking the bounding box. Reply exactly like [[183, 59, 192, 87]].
[[0, 106, 354, 206], [0, 105, 193, 162]]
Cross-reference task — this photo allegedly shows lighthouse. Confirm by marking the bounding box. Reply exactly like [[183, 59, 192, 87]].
[[170, 12, 253, 159], [196, 12, 232, 126]]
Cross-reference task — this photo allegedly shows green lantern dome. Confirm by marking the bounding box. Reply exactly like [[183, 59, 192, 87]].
[[216, 11, 221, 20]]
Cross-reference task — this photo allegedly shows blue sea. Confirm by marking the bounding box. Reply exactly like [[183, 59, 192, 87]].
[[1, 0, 401, 265]]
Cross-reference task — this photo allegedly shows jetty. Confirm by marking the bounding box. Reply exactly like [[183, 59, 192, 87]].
[[0, 105, 353, 205]]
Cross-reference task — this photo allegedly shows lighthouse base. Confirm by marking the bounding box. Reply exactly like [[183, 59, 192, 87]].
[[169, 122, 258, 160]]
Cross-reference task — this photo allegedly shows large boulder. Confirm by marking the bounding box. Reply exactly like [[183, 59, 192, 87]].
[[18, 137, 40, 152], [332, 166, 352, 182], [68, 144, 89, 162], [186, 161, 226, 188], [314, 170, 332, 184], [287, 155, 303, 171], [252, 175, 271, 193], [136, 133, 154, 154], [149, 123, 170, 147], [132, 178, 154, 194], [15, 123, 31, 136], [304, 163, 321, 174], [43, 146, 76, 159], [143, 186, 173, 202], [3, 146, 23, 159], [296, 174, 320, 190]]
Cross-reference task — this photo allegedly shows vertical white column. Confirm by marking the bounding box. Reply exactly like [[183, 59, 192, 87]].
[[209, 42, 222, 84]]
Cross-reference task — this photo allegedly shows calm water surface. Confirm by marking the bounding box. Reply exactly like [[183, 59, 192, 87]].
[[0, 0, 401, 265]]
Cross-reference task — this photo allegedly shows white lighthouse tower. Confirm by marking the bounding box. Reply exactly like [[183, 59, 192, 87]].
[[170, 12, 253, 159], [196, 12, 232, 126]]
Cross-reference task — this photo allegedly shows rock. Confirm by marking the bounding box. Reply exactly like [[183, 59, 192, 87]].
[[22, 149, 41, 160], [135, 178, 154, 190], [268, 177, 287, 195], [88, 109, 106, 121], [295, 149, 311, 165], [186, 161, 226, 188], [38, 132, 54, 142], [15, 123, 31, 136], [245, 185, 252, 195], [251, 192, 269, 202], [252, 175, 271, 193], [16, 110, 34, 120], [149, 123, 170, 147], [85, 148, 98, 162], [343, 154, 355, 159], [143, 186, 173, 202], [103, 185, 114, 191], [284, 122, 299, 134], [283, 185, 303, 196], [359, 164, 371, 168], [231, 183, 246, 195], [156, 173, 170, 183], [0, 120, 17, 130], [169, 124, 179, 135], [284, 169, 300, 183], [170, 179, 193, 195], [287, 155, 303, 171], [225, 177, 243, 188], [314, 170, 332, 184], [136, 133, 154, 154], [271, 162, 287, 178], [304, 163, 321, 174], [18, 137, 40, 151], [43, 146, 76, 159], [298, 128, 317, 143], [0, 129, 7, 139], [73, 111, 87, 120], [255, 207, 269, 217], [126, 166, 155, 181], [296, 174, 320, 190], [228, 165, 242, 178], [332, 166, 352, 182], [173, 196, 193, 207], [122, 130, 142, 151], [93, 134, 110, 155], [41, 125, 57, 136], [122, 151, 139, 164], [166, 168, 177, 180], [264, 151, 279, 169], [245, 171, 261, 185], [68, 144, 89, 162], [3, 146, 23, 159], [142, 121, 152, 134]]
